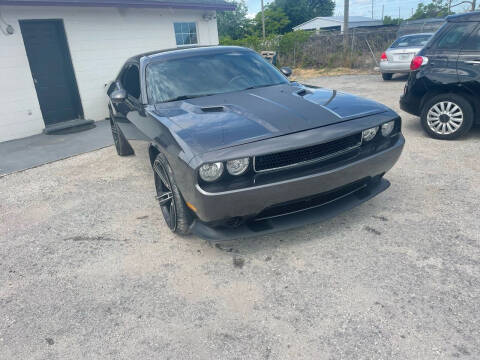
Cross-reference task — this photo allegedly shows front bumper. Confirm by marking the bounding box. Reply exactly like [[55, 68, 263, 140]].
[[380, 61, 411, 73], [191, 177, 390, 241], [400, 93, 421, 116], [190, 135, 404, 227]]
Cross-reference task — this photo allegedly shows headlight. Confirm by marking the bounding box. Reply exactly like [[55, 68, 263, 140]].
[[362, 126, 379, 142], [226, 158, 249, 176], [199, 162, 224, 182], [381, 121, 395, 137]]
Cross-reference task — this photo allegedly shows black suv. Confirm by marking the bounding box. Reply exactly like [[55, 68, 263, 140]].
[[400, 11, 480, 139]]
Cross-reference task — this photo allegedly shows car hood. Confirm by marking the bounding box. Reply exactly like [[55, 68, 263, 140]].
[[152, 83, 389, 154]]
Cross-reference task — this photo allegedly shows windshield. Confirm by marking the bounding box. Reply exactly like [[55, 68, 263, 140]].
[[146, 51, 289, 104], [391, 34, 432, 48]]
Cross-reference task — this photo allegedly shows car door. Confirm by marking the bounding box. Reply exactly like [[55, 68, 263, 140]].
[[110, 63, 150, 140], [457, 24, 480, 113], [425, 22, 477, 86]]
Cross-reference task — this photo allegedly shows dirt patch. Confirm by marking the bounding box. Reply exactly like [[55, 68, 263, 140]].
[[291, 67, 376, 81]]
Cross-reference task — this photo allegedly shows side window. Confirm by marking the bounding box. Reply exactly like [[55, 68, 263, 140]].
[[462, 26, 480, 51], [174, 22, 198, 46], [121, 65, 141, 99], [436, 23, 476, 50]]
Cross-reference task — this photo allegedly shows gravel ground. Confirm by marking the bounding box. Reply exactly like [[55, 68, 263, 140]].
[[1, 74, 479, 359]]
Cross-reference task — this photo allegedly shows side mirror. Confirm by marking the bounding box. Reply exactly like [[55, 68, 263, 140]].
[[110, 89, 127, 103], [280, 67, 292, 78]]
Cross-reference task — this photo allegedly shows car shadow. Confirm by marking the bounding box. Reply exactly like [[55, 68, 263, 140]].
[[403, 116, 480, 141], [207, 199, 386, 255], [402, 116, 423, 134], [389, 74, 409, 82]]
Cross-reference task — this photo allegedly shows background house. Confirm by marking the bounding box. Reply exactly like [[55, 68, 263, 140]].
[[293, 16, 383, 32], [0, 0, 234, 142]]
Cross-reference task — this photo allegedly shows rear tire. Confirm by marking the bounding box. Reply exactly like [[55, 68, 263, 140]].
[[153, 153, 193, 235], [420, 94, 474, 140], [109, 110, 134, 156], [382, 73, 393, 81]]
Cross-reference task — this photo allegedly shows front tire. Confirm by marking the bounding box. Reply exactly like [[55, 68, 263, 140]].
[[153, 153, 193, 235], [382, 73, 393, 81], [421, 94, 474, 140]]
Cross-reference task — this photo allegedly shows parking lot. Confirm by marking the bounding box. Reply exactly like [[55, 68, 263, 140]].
[[1, 74, 479, 359]]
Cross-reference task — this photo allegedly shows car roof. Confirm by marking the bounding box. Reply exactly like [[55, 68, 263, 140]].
[[447, 11, 480, 22], [126, 46, 252, 64]]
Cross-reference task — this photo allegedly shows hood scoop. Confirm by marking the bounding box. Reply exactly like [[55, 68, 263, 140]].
[[201, 106, 225, 113], [296, 88, 312, 97]]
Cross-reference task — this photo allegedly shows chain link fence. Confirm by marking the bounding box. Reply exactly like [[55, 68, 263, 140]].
[[276, 27, 399, 69], [223, 20, 445, 70], [397, 18, 445, 37]]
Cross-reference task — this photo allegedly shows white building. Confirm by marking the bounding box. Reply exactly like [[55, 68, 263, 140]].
[[0, 0, 234, 142], [293, 16, 383, 32]]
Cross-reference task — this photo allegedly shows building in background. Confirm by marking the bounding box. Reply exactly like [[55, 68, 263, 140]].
[[0, 0, 234, 142], [293, 16, 383, 33]]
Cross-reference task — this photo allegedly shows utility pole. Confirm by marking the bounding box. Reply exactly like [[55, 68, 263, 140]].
[[344, 0, 349, 51], [398, 7, 401, 25], [261, 0, 266, 42], [381, 4, 384, 21], [450, 0, 476, 12], [372, 0, 374, 19]]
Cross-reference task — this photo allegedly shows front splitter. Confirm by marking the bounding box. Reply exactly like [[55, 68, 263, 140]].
[[190, 178, 390, 241]]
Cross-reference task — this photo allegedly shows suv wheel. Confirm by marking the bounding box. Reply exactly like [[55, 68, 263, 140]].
[[421, 94, 474, 140], [153, 153, 192, 235], [382, 73, 393, 81]]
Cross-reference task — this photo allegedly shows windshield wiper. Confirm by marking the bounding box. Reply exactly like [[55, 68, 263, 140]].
[[163, 93, 217, 103]]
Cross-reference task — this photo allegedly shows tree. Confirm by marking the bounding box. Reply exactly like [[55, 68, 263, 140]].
[[271, 0, 335, 31], [216, 0, 252, 40], [253, 6, 290, 36], [410, 0, 452, 20], [383, 15, 402, 25]]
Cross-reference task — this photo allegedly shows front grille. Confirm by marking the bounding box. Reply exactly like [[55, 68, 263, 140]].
[[255, 178, 369, 221], [254, 133, 362, 172]]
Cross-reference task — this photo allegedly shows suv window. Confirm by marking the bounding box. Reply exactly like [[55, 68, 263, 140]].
[[436, 23, 476, 50], [462, 26, 480, 51], [391, 34, 432, 48], [121, 65, 141, 99]]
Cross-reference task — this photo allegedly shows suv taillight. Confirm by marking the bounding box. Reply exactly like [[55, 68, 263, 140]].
[[410, 56, 428, 70], [380, 52, 387, 61]]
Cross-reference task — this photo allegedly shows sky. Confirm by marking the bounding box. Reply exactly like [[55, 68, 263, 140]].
[[246, 0, 473, 20]]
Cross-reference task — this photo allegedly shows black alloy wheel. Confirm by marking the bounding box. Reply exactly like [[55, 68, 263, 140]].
[[154, 158, 177, 231], [153, 153, 192, 235]]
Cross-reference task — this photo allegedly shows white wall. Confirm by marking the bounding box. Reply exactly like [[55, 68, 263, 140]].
[[0, 5, 219, 142]]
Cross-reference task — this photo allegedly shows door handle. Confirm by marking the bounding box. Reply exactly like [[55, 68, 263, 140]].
[[464, 60, 480, 65]]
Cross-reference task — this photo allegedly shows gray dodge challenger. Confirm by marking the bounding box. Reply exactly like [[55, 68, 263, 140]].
[[107, 46, 404, 240]]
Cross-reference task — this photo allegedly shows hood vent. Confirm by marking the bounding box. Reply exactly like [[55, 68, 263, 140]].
[[296, 89, 311, 97], [201, 106, 225, 113]]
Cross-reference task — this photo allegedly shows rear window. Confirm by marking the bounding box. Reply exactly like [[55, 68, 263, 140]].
[[462, 26, 480, 51], [391, 35, 432, 48], [436, 23, 477, 50]]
